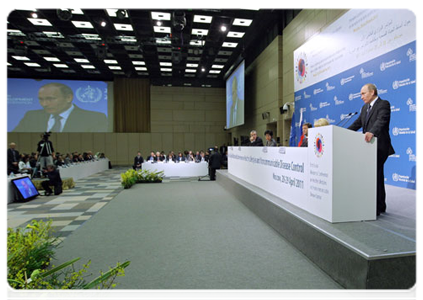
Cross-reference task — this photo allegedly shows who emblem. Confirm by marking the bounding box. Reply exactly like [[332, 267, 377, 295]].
[[76, 85, 103, 103]]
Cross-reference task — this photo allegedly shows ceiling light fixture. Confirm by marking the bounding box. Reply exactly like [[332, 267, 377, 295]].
[[157, 21, 162, 26], [221, 25, 227, 32], [100, 21, 107, 27], [31, 12, 38, 18]]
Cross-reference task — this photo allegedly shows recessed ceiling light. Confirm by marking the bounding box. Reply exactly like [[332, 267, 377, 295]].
[[201, 67, 206, 72], [190, 40, 205, 46], [71, 9, 84, 15], [24, 62, 41, 67], [43, 57, 60, 62], [160, 68, 172, 72], [7, 29, 25, 36], [192, 29, 208, 35], [100, 21, 107, 27], [81, 65, 95, 69], [82, 33, 101, 40], [186, 69, 197, 73], [154, 26, 171, 33], [109, 66, 122, 70], [53, 64, 69, 68], [104, 59, 118, 64], [74, 58, 90, 63], [156, 21, 162, 26], [43, 31, 64, 38], [227, 31, 245, 38], [72, 21, 93, 28], [106, 9, 128, 18], [209, 70, 221, 74], [220, 25, 227, 32], [151, 12, 171, 21], [12, 56, 30, 61], [193, 15, 212, 23], [212, 64, 224, 69], [132, 61, 145, 65], [135, 67, 147, 71], [31, 12, 38, 19], [160, 62, 172, 66], [27, 18, 52, 26], [7, 62, 12, 66], [222, 42, 238, 48], [156, 38, 171, 45], [114, 23, 133, 31], [186, 63, 198, 68], [233, 18, 253, 26]]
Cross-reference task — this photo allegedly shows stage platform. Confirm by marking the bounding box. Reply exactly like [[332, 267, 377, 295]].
[[216, 170, 416, 289]]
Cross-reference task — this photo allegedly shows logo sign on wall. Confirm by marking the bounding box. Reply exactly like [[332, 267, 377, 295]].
[[293, 9, 416, 189], [314, 133, 325, 158]]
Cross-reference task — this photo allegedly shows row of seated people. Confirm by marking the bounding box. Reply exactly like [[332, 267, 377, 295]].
[[133, 149, 229, 170], [7, 142, 105, 177]]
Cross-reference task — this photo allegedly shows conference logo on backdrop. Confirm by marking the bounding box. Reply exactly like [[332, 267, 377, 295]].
[[380, 59, 401, 71], [295, 53, 308, 84], [359, 68, 374, 79], [406, 147, 416, 162], [334, 96, 344, 105], [406, 48, 416, 62], [325, 115, 336, 124], [340, 75, 355, 86], [392, 127, 416, 136], [314, 88, 324, 95], [349, 92, 361, 101], [309, 103, 317, 111], [314, 133, 325, 158], [392, 78, 416, 90], [326, 82, 335, 91], [319, 102, 330, 109], [392, 172, 415, 184], [303, 90, 311, 99], [406, 98, 417, 111], [76, 85, 103, 103]]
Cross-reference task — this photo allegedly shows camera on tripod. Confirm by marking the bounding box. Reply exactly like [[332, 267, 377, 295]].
[[42, 131, 51, 140]]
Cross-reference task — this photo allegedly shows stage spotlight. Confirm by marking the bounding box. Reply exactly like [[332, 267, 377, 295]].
[[172, 11, 186, 31], [56, 9, 72, 21], [116, 9, 127, 20]]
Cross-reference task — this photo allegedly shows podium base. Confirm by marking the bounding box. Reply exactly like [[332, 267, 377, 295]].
[[217, 170, 415, 289]]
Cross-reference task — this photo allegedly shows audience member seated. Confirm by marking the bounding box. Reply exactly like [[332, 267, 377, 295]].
[[160, 151, 166, 162], [41, 165, 63, 196], [299, 123, 313, 147], [133, 151, 144, 170], [146, 151, 156, 162], [18, 155, 32, 174], [249, 130, 264, 146], [186, 151, 195, 162], [55, 155, 65, 167], [156, 151, 164, 162], [176, 152, 185, 163], [167, 152, 176, 163], [264, 130, 277, 146]]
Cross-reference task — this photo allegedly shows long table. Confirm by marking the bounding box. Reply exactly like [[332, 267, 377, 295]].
[[142, 161, 208, 178], [58, 158, 109, 181]]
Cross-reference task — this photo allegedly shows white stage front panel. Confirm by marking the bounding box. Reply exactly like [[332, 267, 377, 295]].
[[142, 162, 208, 178]]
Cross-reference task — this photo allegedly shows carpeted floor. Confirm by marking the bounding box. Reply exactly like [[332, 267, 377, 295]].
[[49, 173, 342, 289]]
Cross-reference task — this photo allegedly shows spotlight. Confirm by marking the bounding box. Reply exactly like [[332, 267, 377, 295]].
[[172, 11, 186, 31], [221, 25, 227, 32], [201, 67, 205, 72], [116, 9, 127, 20], [31, 12, 38, 19], [56, 9, 72, 21], [157, 21, 162, 26], [100, 21, 107, 27]]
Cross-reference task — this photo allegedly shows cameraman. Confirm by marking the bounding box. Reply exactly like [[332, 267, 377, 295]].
[[37, 132, 55, 172]]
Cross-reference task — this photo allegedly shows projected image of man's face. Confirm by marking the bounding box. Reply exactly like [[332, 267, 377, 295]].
[[38, 85, 73, 115]]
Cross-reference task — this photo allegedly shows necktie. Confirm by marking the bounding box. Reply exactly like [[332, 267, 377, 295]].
[[51, 115, 62, 132], [365, 104, 372, 123]]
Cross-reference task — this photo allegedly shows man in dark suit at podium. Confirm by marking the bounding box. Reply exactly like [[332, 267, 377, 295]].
[[348, 83, 395, 216], [13, 83, 108, 132]]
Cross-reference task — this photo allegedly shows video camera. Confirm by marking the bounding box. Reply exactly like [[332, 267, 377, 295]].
[[43, 131, 51, 140]]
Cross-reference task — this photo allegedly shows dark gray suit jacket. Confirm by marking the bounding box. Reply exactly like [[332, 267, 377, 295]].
[[348, 98, 395, 156], [13, 105, 108, 132]]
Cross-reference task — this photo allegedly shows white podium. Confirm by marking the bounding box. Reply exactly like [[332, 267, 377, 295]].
[[228, 125, 377, 223]]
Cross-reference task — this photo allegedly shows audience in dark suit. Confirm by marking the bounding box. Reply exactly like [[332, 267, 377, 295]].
[[7, 142, 20, 175], [133, 151, 144, 170]]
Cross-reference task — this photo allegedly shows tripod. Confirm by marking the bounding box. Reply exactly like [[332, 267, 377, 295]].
[[32, 139, 53, 179]]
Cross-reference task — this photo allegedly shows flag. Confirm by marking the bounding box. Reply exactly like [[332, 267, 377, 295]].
[[297, 108, 304, 147], [289, 111, 296, 146]]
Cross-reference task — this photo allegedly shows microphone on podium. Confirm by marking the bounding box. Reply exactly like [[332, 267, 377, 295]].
[[336, 112, 358, 128]]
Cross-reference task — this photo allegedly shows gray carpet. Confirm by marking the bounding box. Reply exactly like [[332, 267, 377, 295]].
[[51, 180, 342, 289]]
